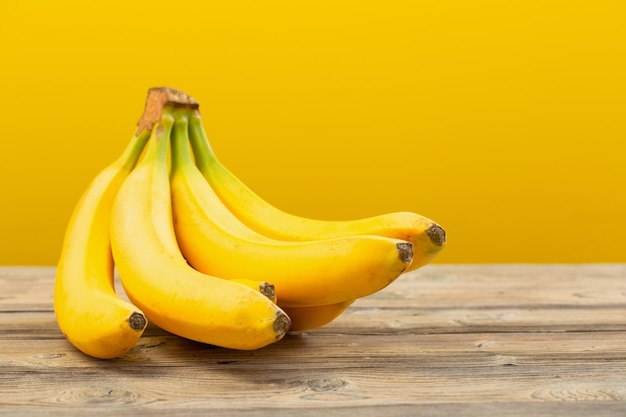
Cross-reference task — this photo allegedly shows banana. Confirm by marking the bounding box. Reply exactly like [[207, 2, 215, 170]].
[[187, 111, 446, 272], [231, 279, 277, 303], [110, 92, 290, 350], [281, 300, 356, 332], [170, 111, 413, 308], [54, 130, 150, 359]]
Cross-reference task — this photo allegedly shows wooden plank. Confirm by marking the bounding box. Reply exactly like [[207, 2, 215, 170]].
[[366, 264, 626, 308], [2, 329, 626, 408], [0, 267, 55, 312], [328, 304, 626, 334], [4, 264, 626, 311], [1, 265, 626, 416], [3, 301, 626, 340], [2, 402, 626, 417]]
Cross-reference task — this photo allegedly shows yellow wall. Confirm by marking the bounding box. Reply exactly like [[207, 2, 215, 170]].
[[1, 0, 624, 265]]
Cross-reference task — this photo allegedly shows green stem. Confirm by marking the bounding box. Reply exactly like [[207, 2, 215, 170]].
[[170, 112, 194, 174], [117, 129, 151, 171], [188, 111, 218, 171], [139, 109, 174, 168]]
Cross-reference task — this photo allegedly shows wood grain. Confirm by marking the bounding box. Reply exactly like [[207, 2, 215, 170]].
[[1, 265, 626, 416]]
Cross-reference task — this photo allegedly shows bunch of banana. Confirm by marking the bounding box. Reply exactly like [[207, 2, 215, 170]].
[[168, 92, 446, 331], [54, 86, 446, 358]]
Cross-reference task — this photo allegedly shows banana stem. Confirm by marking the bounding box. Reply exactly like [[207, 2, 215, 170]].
[[170, 113, 194, 174], [132, 87, 203, 171], [117, 129, 151, 171], [139, 110, 175, 168], [188, 112, 219, 170], [136, 87, 198, 137]]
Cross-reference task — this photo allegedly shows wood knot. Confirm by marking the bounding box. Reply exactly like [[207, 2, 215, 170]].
[[55, 386, 153, 405], [32, 352, 66, 359], [307, 377, 348, 392]]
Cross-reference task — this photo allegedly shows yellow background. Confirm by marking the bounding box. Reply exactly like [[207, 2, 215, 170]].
[[1, 0, 624, 265]]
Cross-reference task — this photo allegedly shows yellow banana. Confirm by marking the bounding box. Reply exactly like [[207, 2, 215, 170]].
[[169, 111, 413, 308], [54, 130, 149, 359], [187, 111, 445, 272], [110, 92, 290, 350], [281, 300, 356, 332], [231, 279, 277, 303]]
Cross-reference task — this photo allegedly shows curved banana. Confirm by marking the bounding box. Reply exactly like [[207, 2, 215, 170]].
[[54, 130, 149, 359], [187, 111, 446, 272], [231, 279, 277, 303], [110, 99, 290, 350], [170, 112, 413, 308], [281, 300, 356, 332]]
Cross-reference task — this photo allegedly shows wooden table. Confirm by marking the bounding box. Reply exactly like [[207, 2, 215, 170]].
[[1, 264, 626, 416]]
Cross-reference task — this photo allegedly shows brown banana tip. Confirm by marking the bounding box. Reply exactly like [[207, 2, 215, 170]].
[[135, 87, 200, 136], [426, 224, 446, 247], [274, 311, 292, 338], [397, 242, 414, 265], [259, 282, 277, 302], [127, 311, 147, 332]]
